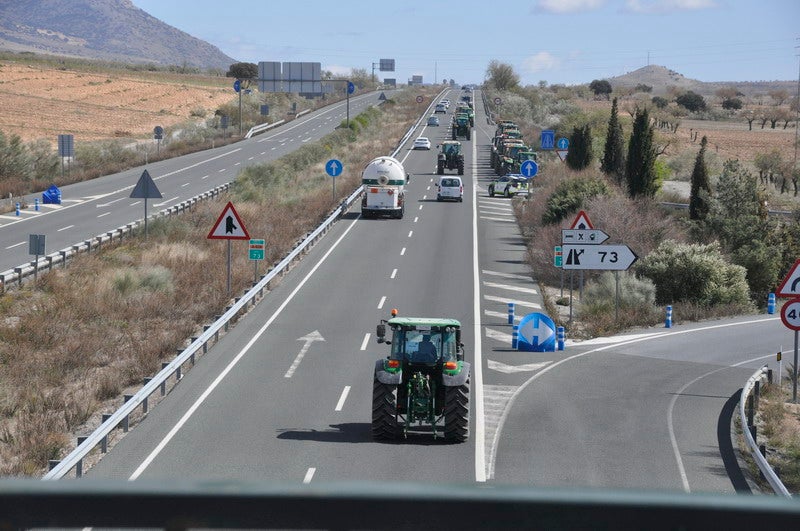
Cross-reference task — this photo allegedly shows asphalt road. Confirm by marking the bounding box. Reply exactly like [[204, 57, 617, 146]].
[[0, 90, 384, 274], [84, 88, 791, 495]]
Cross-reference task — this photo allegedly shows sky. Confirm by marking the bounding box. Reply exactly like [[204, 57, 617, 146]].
[[130, 0, 799, 86]]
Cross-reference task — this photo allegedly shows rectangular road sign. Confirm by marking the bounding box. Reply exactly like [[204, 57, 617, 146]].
[[249, 239, 265, 261], [562, 229, 609, 245], [561, 244, 637, 271]]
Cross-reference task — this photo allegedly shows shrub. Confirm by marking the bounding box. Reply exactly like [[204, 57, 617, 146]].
[[651, 96, 669, 109], [541, 176, 609, 224], [637, 240, 750, 306], [676, 91, 706, 112], [579, 272, 661, 335]]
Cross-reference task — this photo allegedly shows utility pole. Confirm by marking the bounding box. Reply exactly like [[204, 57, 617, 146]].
[[794, 40, 799, 168]]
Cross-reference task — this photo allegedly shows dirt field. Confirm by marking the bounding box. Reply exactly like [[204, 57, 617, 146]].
[[0, 60, 233, 144]]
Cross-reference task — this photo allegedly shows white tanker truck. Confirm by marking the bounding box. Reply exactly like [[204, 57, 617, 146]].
[[360, 156, 409, 219]]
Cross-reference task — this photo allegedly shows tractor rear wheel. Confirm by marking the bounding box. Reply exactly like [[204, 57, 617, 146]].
[[372, 378, 399, 440], [466, 129, 471, 141], [444, 379, 469, 442], [457, 160, 464, 175], [452, 128, 457, 141]]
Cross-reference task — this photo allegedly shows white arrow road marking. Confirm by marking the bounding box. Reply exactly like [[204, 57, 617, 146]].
[[482, 281, 538, 295], [482, 270, 530, 281], [284, 330, 325, 378], [487, 360, 552, 374], [484, 295, 541, 309], [485, 327, 512, 343]]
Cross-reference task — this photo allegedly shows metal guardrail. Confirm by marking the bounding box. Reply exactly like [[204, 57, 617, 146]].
[[0, 184, 233, 293], [244, 119, 285, 139], [740, 366, 792, 497]]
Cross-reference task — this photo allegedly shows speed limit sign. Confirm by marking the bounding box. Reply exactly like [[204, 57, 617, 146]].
[[416, 95, 423, 103], [781, 300, 800, 331]]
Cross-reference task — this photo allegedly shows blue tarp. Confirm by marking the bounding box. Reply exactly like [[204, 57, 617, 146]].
[[42, 184, 61, 204]]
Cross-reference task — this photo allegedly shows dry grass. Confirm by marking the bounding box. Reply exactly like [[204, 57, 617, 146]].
[[755, 383, 800, 492], [0, 86, 439, 475]]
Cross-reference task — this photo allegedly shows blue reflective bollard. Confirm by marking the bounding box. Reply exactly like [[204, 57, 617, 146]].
[[15, 202, 20, 216], [557, 326, 565, 351], [665, 305, 673, 328], [767, 293, 776, 315], [34, 198, 39, 211], [507, 302, 515, 324], [511, 325, 519, 349]]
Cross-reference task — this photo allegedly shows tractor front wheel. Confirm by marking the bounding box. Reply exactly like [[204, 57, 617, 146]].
[[372, 379, 399, 440], [444, 379, 470, 442]]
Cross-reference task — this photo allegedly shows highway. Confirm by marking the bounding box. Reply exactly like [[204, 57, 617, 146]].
[[0, 90, 383, 274], [80, 87, 790, 494]]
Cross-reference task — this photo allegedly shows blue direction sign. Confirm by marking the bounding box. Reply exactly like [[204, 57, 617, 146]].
[[517, 312, 556, 352], [347, 81, 355, 94], [541, 130, 555, 150], [233, 79, 241, 93], [520, 160, 538, 178], [557, 137, 569, 150], [325, 159, 343, 177]]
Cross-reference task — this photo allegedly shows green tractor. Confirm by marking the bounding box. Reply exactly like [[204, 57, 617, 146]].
[[456, 104, 475, 127], [437, 141, 464, 175], [452, 113, 471, 141], [491, 135, 524, 170], [497, 145, 536, 176], [372, 316, 470, 442]]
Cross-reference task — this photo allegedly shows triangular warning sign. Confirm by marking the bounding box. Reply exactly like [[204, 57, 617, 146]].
[[130, 170, 162, 199], [569, 210, 594, 230], [208, 202, 250, 240], [556, 150, 568, 162], [777, 259, 800, 298], [378, 92, 387, 101]]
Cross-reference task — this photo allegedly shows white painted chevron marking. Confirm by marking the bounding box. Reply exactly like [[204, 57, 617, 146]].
[[483, 281, 537, 295], [485, 327, 512, 343], [484, 294, 541, 309], [487, 359, 552, 374], [482, 270, 530, 281], [484, 309, 520, 322]]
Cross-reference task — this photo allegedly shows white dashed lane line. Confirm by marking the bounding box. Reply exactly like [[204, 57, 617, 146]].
[[303, 468, 316, 484], [97, 212, 110, 218], [408, 231, 413, 238], [335, 386, 351, 412], [377, 296, 386, 309], [360, 333, 371, 351], [6, 241, 24, 249], [400, 248, 406, 256], [57, 225, 74, 231]]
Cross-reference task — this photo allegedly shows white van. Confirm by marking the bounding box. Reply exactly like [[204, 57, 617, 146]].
[[436, 176, 463, 202]]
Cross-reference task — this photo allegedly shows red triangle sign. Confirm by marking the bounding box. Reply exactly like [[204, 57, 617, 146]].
[[208, 202, 250, 240], [569, 210, 594, 230], [776, 259, 800, 298]]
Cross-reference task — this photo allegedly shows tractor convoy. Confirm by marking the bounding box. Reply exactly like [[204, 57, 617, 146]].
[[490, 120, 538, 176], [372, 312, 470, 442]]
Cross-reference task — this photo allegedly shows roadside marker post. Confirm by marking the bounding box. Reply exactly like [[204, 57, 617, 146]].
[[557, 326, 565, 351], [507, 302, 515, 324], [511, 325, 519, 349], [665, 305, 673, 328], [768, 293, 776, 314]]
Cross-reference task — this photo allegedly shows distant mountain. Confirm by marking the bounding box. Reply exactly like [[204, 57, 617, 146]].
[[607, 65, 796, 98], [0, 0, 236, 70]]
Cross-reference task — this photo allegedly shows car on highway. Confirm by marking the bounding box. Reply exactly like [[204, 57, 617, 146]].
[[487, 174, 530, 197], [436, 176, 463, 202], [434, 103, 447, 113], [427, 115, 440, 126], [413, 137, 431, 150]]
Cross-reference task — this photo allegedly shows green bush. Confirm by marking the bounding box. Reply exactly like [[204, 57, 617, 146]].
[[637, 240, 750, 306], [541, 176, 608, 224], [579, 272, 661, 335]]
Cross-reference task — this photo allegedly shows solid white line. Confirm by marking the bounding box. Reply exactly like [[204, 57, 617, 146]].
[[377, 296, 386, 309], [96, 197, 125, 208], [400, 247, 406, 256], [335, 386, 351, 411], [181, 183, 190, 187], [57, 225, 74, 232], [472, 128, 486, 483], [6, 241, 24, 249], [360, 333, 371, 351], [129, 201, 140, 206], [303, 467, 316, 484], [390, 268, 397, 279], [128, 216, 362, 480], [97, 212, 110, 218]]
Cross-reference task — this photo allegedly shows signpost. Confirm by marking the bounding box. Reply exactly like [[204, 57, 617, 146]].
[[325, 159, 343, 202], [208, 202, 250, 296], [520, 160, 538, 178], [130, 169, 162, 239], [561, 244, 638, 270], [561, 229, 609, 245], [416, 95, 424, 104], [541, 130, 555, 150], [494, 97, 502, 106], [777, 259, 800, 402], [249, 238, 265, 284], [29, 234, 45, 282], [516, 312, 556, 352]]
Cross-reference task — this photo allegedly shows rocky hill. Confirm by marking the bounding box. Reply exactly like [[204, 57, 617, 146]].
[[608, 64, 795, 97], [0, 0, 236, 70]]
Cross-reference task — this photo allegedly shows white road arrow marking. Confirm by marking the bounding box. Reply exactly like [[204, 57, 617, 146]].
[[487, 360, 552, 374], [284, 330, 325, 378]]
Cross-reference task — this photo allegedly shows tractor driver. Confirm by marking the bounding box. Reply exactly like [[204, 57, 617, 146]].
[[416, 334, 438, 363]]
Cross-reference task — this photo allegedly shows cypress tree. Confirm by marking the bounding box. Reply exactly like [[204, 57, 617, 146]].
[[601, 97, 625, 184], [689, 136, 711, 220], [625, 107, 657, 197], [565, 125, 593, 171]]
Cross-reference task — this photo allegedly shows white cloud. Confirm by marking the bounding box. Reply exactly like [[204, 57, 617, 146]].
[[323, 64, 352, 76], [523, 52, 560, 72], [625, 0, 717, 13], [536, 0, 604, 14]]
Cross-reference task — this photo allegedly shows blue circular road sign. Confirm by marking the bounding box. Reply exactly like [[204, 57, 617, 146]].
[[557, 137, 569, 150], [520, 160, 538, 178], [347, 81, 355, 94], [233, 79, 241, 93], [325, 159, 343, 177], [517, 312, 556, 352]]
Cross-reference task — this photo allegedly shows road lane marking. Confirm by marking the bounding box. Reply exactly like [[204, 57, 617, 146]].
[[488, 360, 552, 374], [377, 296, 386, 309], [360, 333, 371, 350], [482, 270, 530, 281], [97, 212, 110, 218], [219, 168, 227, 172], [400, 247, 406, 256], [390, 268, 397, 279], [303, 468, 316, 484], [483, 281, 538, 295], [480, 216, 515, 223], [181, 183, 190, 187], [335, 386, 351, 411], [6, 241, 24, 249], [472, 132, 486, 483], [484, 309, 520, 322], [413, 217, 418, 223], [96, 197, 124, 208], [485, 328, 512, 344], [419, 205, 423, 210], [130, 201, 141, 206], [234, 162, 241, 166], [128, 216, 361, 481], [484, 294, 541, 309], [408, 231, 413, 238], [154, 197, 179, 207], [202, 175, 209, 179], [57, 225, 74, 232], [284, 331, 325, 379]]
